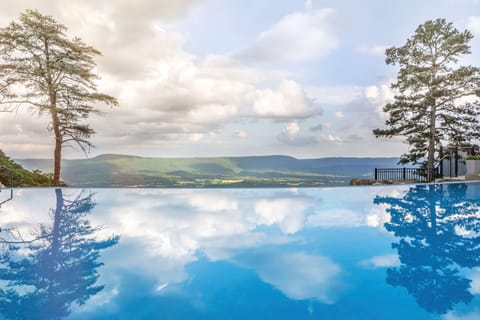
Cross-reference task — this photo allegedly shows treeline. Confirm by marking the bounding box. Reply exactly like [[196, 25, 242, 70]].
[[0, 150, 53, 187]]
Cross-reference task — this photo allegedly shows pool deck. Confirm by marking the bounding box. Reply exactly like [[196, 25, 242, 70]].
[[436, 175, 480, 182], [351, 175, 480, 186]]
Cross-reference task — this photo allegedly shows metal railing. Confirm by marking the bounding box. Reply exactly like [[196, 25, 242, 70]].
[[374, 167, 441, 183]]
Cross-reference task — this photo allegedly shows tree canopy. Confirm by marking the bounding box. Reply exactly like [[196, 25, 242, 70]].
[[373, 19, 480, 170], [0, 10, 118, 186]]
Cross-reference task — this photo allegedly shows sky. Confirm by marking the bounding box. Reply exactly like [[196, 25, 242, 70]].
[[0, 0, 479, 159]]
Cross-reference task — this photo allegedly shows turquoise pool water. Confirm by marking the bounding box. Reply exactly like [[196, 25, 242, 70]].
[[0, 182, 480, 319]]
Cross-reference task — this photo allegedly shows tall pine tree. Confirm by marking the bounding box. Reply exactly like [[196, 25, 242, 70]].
[[374, 19, 480, 172], [0, 10, 118, 186]]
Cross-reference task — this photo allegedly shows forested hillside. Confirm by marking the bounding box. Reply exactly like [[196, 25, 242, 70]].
[[16, 154, 401, 187], [0, 150, 53, 187]]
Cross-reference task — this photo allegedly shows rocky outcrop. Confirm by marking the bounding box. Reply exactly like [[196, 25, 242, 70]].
[[349, 178, 418, 186], [349, 179, 383, 185]]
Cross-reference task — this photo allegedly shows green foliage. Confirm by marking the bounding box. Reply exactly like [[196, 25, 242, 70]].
[[467, 155, 480, 160], [0, 150, 53, 187], [374, 19, 480, 169], [0, 10, 118, 185]]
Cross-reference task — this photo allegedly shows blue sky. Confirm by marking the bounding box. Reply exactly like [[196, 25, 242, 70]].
[[0, 0, 479, 159]]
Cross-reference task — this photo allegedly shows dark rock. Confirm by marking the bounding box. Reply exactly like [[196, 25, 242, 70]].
[[349, 178, 375, 186]]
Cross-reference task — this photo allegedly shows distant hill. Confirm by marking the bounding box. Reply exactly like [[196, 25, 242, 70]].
[[15, 154, 402, 188]]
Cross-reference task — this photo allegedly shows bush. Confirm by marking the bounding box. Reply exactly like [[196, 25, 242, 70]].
[[0, 150, 54, 187]]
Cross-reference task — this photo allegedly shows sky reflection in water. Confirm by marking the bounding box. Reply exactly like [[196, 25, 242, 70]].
[[0, 183, 480, 319]]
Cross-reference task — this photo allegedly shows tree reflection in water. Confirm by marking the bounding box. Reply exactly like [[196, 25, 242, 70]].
[[374, 183, 480, 314], [0, 188, 119, 320]]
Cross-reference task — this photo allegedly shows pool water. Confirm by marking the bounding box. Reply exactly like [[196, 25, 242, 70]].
[[0, 182, 480, 319]]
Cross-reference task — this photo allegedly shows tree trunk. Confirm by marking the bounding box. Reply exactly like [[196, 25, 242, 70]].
[[427, 102, 437, 181], [44, 39, 63, 186], [51, 108, 62, 186]]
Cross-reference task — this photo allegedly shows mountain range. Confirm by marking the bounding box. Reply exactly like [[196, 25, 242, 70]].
[[15, 154, 402, 187]]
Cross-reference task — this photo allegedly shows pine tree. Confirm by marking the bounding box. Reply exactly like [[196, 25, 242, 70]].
[[0, 10, 118, 186], [373, 19, 480, 172]]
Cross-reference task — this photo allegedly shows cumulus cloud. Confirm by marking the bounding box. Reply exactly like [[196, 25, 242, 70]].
[[306, 81, 401, 154], [326, 134, 343, 143], [237, 9, 339, 63], [254, 198, 312, 234], [187, 193, 239, 212], [2, 185, 409, 307], [366, 204, 391, 227], [235, 251, 342, 303], [364, 84, 395, 114], [253, 80, 318, 119], [277, 121, 318, 146], [286, 121, 300, 137], [0, 3, 323, 158], [359, 254, 400, 268], [467, 267, 480, 295]]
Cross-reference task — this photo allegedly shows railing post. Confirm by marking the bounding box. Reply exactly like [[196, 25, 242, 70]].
[[402, 167, 406, 180], [439, 146, 444, 178], [374, 168, 378, 180], [455, 147, 459, 177]]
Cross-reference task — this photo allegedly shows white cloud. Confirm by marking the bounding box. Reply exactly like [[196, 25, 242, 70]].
[[305, 82, 396, 149], [237, 9, 339, 63], [237, 252, 342, 303], [254, 198, 311, 234], [467, 16, 480, 35], [365, 84, 395, 114], [285, 121, 300, 138], [278, 121, 318, 146], [187, 104, 238, 124], [359, 254, 400, 268], [443, 311, 480, 320], [0, 4, 323, 158], [327, 134, 343, 143], [187, 193, 238, 212], [365, 204, 391, 227], [253, 80, 317, 119], [235, 131, 249, 138], [2, 185, 416, 309], [467, 267, 480, 294]]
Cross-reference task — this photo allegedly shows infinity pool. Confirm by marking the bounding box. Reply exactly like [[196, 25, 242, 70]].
[[0, 182, 480, 319]]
